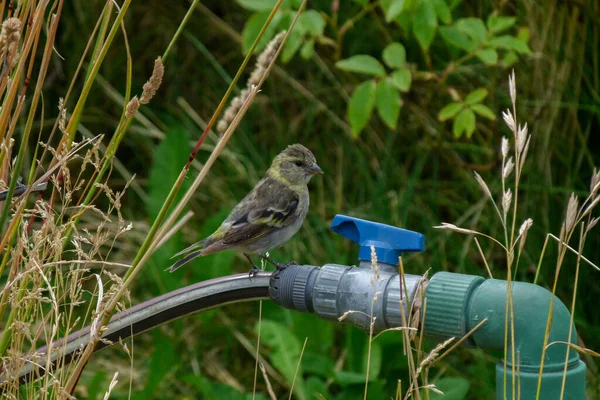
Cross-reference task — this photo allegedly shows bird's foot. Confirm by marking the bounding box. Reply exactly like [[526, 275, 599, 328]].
[[245, 253, 263, 281], [258, 254, 298, 270], [248, 266, 260, 280]]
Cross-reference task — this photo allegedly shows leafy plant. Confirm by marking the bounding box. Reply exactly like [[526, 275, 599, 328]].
[[331, 1, 530, 138], [239, 0, 326, 61], [438, 88, 496, 138]]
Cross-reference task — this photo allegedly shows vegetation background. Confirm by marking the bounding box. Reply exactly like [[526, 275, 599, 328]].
[[1, 0, 599, 399]]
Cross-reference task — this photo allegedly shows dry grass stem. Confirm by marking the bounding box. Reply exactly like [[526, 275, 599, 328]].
[[259, 363, 278, 400], [102, 372, 119, 400], [288, 337, 307, 400]]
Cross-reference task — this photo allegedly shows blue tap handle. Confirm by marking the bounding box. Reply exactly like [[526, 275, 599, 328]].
[[330, 214, 425, 265]]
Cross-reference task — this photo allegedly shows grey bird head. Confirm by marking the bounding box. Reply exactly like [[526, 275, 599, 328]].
[[270, 144, 323, 185]]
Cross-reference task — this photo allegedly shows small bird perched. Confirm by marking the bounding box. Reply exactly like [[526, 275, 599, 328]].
[[169, 144, 323, 273]]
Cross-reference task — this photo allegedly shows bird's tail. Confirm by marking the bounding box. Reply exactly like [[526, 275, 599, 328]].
[[168, 250, 204, 272], [168, 237, 211, 272]]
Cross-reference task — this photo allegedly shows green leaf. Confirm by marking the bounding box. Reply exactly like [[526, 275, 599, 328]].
[[352, 0, 369, 5], [382, 0, 406, 22], [475, 48, 498, 65], [432, 0, 452, 24], [502, 50, 518, 67], [305, 377, 329, 400], [299, 10, 325, 37], [302, 352, 335, 377], [237, 0, 277, 12], [464, 88, 488, 105], [184, 375, 269, 400], [438, 102, 463, 121], [390, 68, 411, 92], [376, 78, 401, 130], [132, 332, 177, 400], [336, 55, 386, 76], [348, 80, 377, 137], [281, 27, 303, 62], [429, 377, 471, 399], [517, 27, 530, 43], [455, 18, 487, 47], [300, 39, 314, 59], [488, 35, 531, 54], [471, 103, 496, 120], [413, 0, 437, 50], [259, 320, 306, 400], [439, 26, 474, 52], [487, 15, 516, 34], [241, 12, 280, 54], [147, 130, 191, 220], [335, 371, 368, 386], [453, 108, 476, 138], [293, 312, 334, 353], [382, 42, 406, 68]]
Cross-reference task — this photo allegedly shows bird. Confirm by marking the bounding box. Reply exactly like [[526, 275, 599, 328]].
[[168, 144, 323, 274]]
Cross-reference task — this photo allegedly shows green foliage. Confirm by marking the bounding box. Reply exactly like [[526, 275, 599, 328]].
[[44, 1, 600, 399], [240, 1, 325, 61], [438, 88, 495, 138], [132, 331, 178, 400], [336, 55, 386, 77], [376, 78, 402, 129], [184, 374, 270, 399], [413, 0, 438, 51], [429, 377, 471, 399], [258, 319, 307, 399], [348, 80, 377, 137], [146, 129, 193, 292]]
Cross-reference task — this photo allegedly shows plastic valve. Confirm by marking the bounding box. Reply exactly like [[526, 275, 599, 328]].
[[330, 214, 425, 266]]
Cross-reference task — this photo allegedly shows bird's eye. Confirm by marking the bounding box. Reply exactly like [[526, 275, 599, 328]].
[[294, 160, 303, 167]]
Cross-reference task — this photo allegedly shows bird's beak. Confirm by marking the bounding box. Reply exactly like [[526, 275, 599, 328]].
[[309, 163, 324, 175]]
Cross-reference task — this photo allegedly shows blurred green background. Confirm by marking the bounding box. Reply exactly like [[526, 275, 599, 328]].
[[56, 0, 600, 398]]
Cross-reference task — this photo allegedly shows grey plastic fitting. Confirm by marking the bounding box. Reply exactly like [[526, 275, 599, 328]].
[[269, 262, 425, 333]]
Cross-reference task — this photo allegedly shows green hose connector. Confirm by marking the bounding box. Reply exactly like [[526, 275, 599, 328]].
[[423, 272, 586, 400]]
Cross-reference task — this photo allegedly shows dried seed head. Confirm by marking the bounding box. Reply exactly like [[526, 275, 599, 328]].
[[501, 136, 509, 158], [416, 337, 454, 375], [474, 172, 492, 199], [517, 123, 528, 154], [0, 17, 21, 53], [590, 168, 600, 196], [502, 189, 512, 221], [216, 88, 250, 134], [58, 97, 67, 134], [433, 222, 477, 235], [503, 157, 514, 180], [588, 217, 599, 232], [248, 31, 286, 88], [140, 57, 164, 104], [564, 193, 578, 234], [519, 136, 530, 170], [0, 18, 21, 70], [508, 70, 516, 105], [518, 218, 533, 252], [502, 109, 516, 133], [125, 96, 140, 118], [370, 245, 380, 283], [519, 218, 533, 236]]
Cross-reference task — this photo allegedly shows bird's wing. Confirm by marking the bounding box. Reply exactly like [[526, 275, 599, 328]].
[[169, 179, 301, 272], [212, 179, 301, 249]]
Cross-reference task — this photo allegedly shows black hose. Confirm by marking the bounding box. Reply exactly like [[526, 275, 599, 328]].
[[10, 272, 271, 386]]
